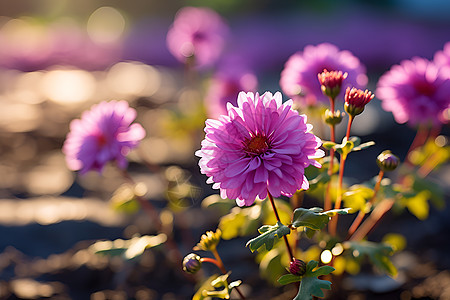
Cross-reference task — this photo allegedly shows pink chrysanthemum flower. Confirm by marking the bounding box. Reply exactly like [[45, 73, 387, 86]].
[[63, 100, 146, 174], [196, 91, 324, 207], [205, 70, 258, 118], [166, 7, 229, 68], [280, 43, 368, 106], [376, 57, 450, 126]]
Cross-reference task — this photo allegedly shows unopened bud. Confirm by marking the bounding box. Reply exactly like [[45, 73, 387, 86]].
[[182, 253, 202, 273], [318, 69, 348, 100], [376, 150, 400, 172], [289, 258, 307, 276], [323, 109, 344, 126], [344, 87, 374, 117]]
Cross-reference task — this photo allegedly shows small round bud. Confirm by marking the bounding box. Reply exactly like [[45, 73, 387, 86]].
[[344, 87, 374, 117], [182, 253, 202, 273], [376, 150, 400, 172], [323, 109, 344, 126], [289, 258, 307, 276], [194, 229, 222, 251]]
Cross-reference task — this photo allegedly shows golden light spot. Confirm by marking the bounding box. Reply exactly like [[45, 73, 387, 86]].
[[87, 7, 126, 44], [320, 249, 333, 264]]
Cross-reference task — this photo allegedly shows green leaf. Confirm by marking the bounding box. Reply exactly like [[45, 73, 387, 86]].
[[346, 241, 397, 276], [292, 207, 350, 231], [343, 185, 375, 213], [335, 139, 354, 159], [403, 190, 431, 220], [277, 274, 302, 285], [294, 276, 332, 300], [309, 173, 331, 190], [219, 206, 262, 240], [292, 260, 335, 299], [322, 141, 337, 150], [352, 141, 375, 151], [246, 222, 290, 252], [411, 176, 445, 210]]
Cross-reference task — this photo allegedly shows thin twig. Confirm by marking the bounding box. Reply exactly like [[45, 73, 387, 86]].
[[268, 192, 295, 261]]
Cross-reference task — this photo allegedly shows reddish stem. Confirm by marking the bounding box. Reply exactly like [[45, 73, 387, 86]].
[[346, 170, 384, 239], [268, 192, 295, 261], [211, 249, 246, 299]]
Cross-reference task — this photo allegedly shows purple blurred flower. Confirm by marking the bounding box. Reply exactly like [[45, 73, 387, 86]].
[[280, 43, 368, 106], [63, 100, 146, 174], [434, 42, 450, 78], [166, 7, 229, 68], [205, 69, 258, 118], [376, 57, 450, 126], [195, 91, 324, 207]]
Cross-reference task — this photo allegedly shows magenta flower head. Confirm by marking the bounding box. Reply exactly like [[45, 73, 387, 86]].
[[376, 57, 450, 126], [63, 100, 146, 174], [195, 91, 324, 207], [280, 43, 368, 106], [166, 7, 229, 68], [344, 87, 375, 117], [205, 69, 258, 118]]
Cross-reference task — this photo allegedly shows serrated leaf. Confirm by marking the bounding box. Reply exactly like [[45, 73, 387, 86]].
[[346, 241, 397, 276], [246, 222, 290, 252], [294, 277, 332, 300], [310, 265, 335, 277], [277, 274, 302, 285], [292, 207, 350, 231]]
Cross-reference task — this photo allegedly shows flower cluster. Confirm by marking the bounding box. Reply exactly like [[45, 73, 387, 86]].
[[196, 91, 324, 206]]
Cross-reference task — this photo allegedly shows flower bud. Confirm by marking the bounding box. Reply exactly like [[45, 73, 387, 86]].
[[376, 150, 400, 172], [182, 253, 202, 273], [323, 109, 344, 126], [289, 258, 307, 276], [318, 69, 348, 100], [194, 229, 222, 251], [344, 87, 374, 117]]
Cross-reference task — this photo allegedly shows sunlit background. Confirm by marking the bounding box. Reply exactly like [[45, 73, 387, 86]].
[[0, 0, 449, 299]]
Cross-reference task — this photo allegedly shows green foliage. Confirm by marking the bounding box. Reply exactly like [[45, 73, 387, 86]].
[[258, 248, 287, 283], [202, 194, 236, 215], [382, 233, 407, 252], [326, 136, 375, 159], [411, 175, 445, 210], [400, 190, 431, 220], [110, 183, 140, 214], [345, 241, 397, 277], [278, 260, 335, 300], [291, 207, 350, 231], [408, 137, 450, 168], [91, 234, 167, 260], [219, 206, 261, 240], [246, 222, 290, 252], [343, 185, 375, 213]]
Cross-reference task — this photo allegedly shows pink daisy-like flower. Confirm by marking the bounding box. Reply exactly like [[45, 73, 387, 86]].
[[195, 91, 324, 207], [344, 87, 374, 116], [166, 7, 229, 68], [63, 100, 146, 174], [376, 57, 450, 126], [280, 43, 368, 106], [205, 70, 258, 118]]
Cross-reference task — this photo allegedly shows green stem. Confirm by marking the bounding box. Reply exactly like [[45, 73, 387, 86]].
[[268, 192, 295, 261]]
